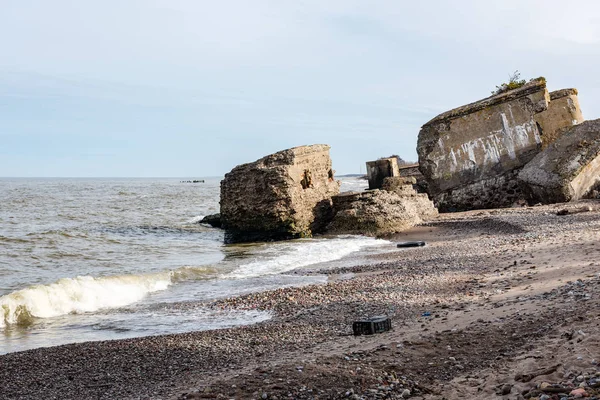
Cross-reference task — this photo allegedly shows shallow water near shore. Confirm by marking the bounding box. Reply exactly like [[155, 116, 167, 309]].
[[0, 176, 389, 354]]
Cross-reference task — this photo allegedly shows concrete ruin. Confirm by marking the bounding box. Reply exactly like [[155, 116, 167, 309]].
[[366, 157, 400, 190], [417, 78, 584, 211], [518, 119, 600, 204], [398, 163, 421, 178], [220, 144, 340, 243], [327, 177, 437, 236], [398, 163, 428, 193], [537, 89, 584, 149]]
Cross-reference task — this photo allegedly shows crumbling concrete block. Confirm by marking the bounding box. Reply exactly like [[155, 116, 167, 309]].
[[220, 144, 340, 243], [536, 89, 584, 149], [417, 79, 583, 211], [518, 119, 600, 204], [398, 163, 428, 193], [366, 157, 400, 189], [327, 184, 437, 236]]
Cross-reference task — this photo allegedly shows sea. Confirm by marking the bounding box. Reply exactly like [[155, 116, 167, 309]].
[[0, 176, 390, 354]]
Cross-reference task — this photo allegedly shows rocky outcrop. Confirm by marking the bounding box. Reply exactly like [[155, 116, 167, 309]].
[[518, 119, 600, 204], [327, 179, 437, 236], [220, 145, 340, 243], [417, 79, 583, 211], [366, 158, 400, 189]]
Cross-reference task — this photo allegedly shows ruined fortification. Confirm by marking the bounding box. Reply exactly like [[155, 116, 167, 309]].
[[220, 145, 340, 243], [518, 119, 600, 203], [327, 177, 437, 236], [417, 79, 584, 211], [366, 157, 400, 190], [537, 89, 584, 149]]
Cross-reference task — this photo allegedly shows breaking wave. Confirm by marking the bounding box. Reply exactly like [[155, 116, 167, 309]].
[[0, 266, 216, 328], [0, 236, 388, 328]]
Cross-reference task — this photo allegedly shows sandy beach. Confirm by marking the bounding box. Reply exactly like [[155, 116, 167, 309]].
[[2, 200, 600, 400]]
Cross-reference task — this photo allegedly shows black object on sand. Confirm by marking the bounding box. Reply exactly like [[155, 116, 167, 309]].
[[352, 316, 392, 336], [396, 241, 426, 248]]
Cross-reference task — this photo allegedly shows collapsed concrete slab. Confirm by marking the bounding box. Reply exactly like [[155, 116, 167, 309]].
[[518, 119, 600, 204], [417, 78, 583, 211], [220, 145, 340, 243], [327, 178, 437, 236], [366, 157, 400, 189]]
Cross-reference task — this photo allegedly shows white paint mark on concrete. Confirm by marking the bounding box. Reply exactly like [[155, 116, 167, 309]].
[[500, 113, 517, 160]]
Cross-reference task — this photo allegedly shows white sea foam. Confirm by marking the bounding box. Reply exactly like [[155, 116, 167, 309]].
[[186, 215, 205, 224], [0, 265, 216, 328], [228, 236, 388, 279], [0, 273, 173, 328], [0, 235, 386, 328]]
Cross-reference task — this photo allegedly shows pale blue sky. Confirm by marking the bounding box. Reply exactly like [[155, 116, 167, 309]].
[[1, 1, 599, 177]]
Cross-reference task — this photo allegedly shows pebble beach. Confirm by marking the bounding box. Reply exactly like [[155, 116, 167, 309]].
[[1, 200, 600, 400]]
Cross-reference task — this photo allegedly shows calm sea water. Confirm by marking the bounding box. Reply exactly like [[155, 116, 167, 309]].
[[0, 177, 387, 354]]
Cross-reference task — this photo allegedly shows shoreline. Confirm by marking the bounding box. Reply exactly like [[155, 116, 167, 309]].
[[1, 200, 600, 399]]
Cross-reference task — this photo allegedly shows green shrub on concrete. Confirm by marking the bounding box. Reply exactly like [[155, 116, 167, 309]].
[[493, 70, 527, 95]]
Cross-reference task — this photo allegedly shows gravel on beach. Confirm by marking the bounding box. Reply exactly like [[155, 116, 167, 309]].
[[1, 200, 600, 400]]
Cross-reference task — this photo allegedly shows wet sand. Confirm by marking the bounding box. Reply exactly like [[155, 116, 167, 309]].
[[1, 200, 600, 400]]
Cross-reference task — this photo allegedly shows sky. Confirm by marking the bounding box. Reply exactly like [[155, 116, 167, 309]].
[[1, 1, 600, 177]]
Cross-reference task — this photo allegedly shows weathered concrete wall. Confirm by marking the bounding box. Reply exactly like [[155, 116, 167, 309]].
[[417, 79, 584, 211], [536, 89, 584, 149], [220, 144, 340, 243], [398, 163, 420, 178], [327, 180, 437, 236], [366, 158, 400, 189], [398, 163, 428, 193], [518, 119, 600, 204], [381, 176, 417, 193]]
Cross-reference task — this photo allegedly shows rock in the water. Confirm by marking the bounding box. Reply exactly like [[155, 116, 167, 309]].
[[518, 119, 600, 204], [220, 144, 340, 243], [417, 79, 583, 211], [200, 213, 221, 228], [327, 184, 437, 236]]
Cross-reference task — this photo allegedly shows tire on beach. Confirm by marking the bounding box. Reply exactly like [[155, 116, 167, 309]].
[[396, 241, 426, 248]]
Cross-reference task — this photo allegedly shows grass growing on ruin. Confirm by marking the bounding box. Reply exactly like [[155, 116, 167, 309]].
[[492, 70, 527, 95]]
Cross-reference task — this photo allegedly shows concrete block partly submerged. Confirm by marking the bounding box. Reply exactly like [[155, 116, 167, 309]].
[[220, 144, 340, 243]]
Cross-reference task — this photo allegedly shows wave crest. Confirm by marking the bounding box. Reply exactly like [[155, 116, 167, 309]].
[[0, 273, 172, 328]]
